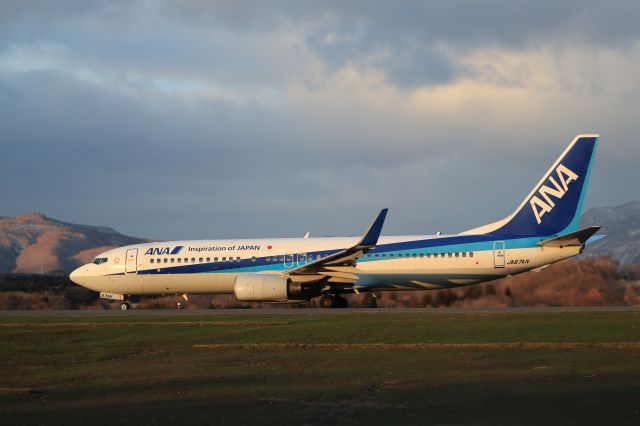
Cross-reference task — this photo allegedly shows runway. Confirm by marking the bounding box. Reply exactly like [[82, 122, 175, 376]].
[[1, 306, 639, 316]]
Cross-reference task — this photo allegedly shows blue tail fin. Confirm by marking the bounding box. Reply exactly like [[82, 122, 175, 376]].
[[464, 134, 599, 237]]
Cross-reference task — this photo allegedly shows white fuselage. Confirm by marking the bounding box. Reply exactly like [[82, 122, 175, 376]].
[[70, 233, 580, 296]]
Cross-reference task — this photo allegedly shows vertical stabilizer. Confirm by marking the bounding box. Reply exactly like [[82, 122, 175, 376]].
[[461, 135, 599, 237]]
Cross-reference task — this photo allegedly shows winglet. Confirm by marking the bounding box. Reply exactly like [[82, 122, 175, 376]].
[[357, 209, 388, 248]]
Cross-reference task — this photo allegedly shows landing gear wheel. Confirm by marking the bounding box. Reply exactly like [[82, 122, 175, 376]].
[[320, 294, 335, 308], [365, 294, 378, 308], [119, 302, 130, 311], [334, 296, 348, 308]]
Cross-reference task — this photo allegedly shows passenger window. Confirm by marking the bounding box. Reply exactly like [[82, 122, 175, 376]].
[[170, 258, 175, 263], [164, 258, 168, 263], [462, 252, 466, 257], [470, 252, 474, 257], [375, 254, 379, 258], [441, 253, 445, 258], [420, 253, 424, 258], [206, 257, 210, 262], [222, 257, 226, 261], [237, 257, 240, 261], [214, 257, 218, 262], [178, 258, 182, 263], [150, 259, 154, 264], [390, 253, 394, 258], [199, 258, 203, 263], [382, 254, 386, 258], [184, 258, 188, 263], [251, 256, 256, 262], [448, 253, 452, 258], [191, 258, 195, 263], [455, 253, 459, 258]]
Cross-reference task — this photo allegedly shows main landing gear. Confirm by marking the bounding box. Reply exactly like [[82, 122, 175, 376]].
[[319, 294, 348, 308], [118, 301, 131, 311]]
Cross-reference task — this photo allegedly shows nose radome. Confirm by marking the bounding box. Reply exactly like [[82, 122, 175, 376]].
[[69, 267, 86, 285]]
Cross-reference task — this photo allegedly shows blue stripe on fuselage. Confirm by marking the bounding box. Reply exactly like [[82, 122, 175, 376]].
[[135, 233, 546, 275]]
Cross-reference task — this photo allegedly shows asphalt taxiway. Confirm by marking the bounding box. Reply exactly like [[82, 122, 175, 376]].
[[1, 307, 639, 316]]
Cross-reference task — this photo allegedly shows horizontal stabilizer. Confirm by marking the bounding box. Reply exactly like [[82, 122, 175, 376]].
[[586, 234, 606, 244], [537, 226, 601, 248]]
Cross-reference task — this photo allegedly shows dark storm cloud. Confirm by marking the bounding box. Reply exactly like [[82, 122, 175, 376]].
[[3, 1, 640, 86], [162, 0, 640, 86], [164, 1, 640, 46]]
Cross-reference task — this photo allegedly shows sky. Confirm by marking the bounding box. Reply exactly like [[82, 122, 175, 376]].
[[1, 1, 639, 240]]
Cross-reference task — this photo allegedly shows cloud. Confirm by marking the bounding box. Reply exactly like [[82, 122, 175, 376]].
[[0, 1, 639, 239]]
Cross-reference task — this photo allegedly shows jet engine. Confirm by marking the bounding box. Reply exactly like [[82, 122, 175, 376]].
[[234, 274, 306, 302]]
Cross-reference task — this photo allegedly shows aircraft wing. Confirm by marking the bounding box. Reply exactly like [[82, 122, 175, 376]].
[[286, 209, 388, 284]]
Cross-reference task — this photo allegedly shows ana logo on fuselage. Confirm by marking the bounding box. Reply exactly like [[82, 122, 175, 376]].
[[144, 246, 184, 256], [530, 164, 579, 225]]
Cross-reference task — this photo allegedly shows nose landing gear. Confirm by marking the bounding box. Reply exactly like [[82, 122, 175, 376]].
[[99, 293, 136, 310]]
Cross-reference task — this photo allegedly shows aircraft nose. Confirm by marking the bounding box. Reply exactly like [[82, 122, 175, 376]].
[[70, 266, 88, 286], [69, 267, 81, 284]]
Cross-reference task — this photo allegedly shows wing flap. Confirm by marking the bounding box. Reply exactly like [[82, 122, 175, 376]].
[[320, 271, 359, 280], [327, 277, 358, 284]]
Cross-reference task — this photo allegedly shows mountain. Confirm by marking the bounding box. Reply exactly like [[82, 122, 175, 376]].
[[580, 201, 640, 264], [0, 203, 637, 274], [0, 213, 147, 273]]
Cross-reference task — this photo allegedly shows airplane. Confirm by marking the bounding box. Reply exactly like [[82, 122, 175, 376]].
[[70, 134, 602, 310]]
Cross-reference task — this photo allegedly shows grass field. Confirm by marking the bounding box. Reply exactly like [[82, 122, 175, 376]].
[[1, 312, 639, 425]]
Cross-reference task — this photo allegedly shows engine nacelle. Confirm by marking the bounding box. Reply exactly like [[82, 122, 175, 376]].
[[234, 274, 304, 302]]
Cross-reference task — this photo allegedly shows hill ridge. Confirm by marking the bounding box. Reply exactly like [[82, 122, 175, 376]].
[[0, 213, 148, 273], [0, 202, 637, 273]]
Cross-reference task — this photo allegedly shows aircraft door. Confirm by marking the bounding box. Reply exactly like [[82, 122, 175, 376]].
[[493, 241, 506, 268], [125, 249, 138, 273], [284, 254, 294, 268]]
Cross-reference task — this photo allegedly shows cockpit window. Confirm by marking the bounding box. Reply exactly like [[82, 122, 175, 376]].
[[92, 257, 108, 265]]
